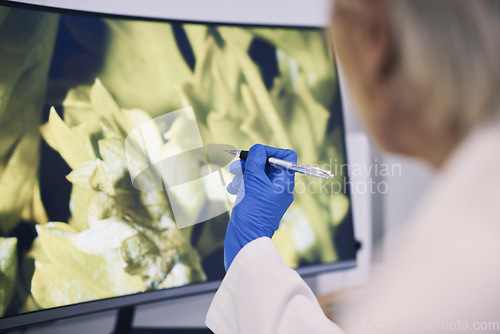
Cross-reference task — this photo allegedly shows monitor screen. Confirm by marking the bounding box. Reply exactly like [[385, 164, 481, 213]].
[[0, 0, 356, 329]]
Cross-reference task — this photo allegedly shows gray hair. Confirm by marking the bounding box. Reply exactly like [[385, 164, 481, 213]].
[[388, 0, 500, 135]]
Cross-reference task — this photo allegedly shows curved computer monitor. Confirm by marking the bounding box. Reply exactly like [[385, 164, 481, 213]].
[[0, 0, 356, 331]]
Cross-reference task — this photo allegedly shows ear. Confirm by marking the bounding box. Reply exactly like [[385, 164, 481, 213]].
[[330, 0, 396, 120], [361, 0, 395, 82], [355, 0, 398, 121]]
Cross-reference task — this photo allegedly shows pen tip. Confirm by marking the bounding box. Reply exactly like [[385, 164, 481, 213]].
[[324, 172, 335, 179]]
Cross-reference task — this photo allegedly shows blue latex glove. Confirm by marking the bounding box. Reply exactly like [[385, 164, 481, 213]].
[[224, 144, 297, 270]]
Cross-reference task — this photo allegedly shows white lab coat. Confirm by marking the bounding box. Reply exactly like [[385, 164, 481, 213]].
[[206, 122, 500, 334]]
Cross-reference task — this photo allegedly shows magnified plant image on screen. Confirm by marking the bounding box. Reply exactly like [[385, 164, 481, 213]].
[[0, 6, 351, 317]]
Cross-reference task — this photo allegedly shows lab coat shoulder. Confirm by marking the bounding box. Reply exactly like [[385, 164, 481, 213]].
[[342, 122, 500, 332], [206, 237, 344, 334]]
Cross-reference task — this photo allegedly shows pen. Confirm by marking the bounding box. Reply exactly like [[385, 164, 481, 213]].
[[225, 149, 334, 180]]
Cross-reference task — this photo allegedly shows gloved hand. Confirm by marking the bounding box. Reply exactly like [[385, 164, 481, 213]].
[[224, 144, 297, 270]]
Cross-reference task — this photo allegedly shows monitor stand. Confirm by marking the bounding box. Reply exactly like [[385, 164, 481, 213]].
[[111, 306, 212, 334]]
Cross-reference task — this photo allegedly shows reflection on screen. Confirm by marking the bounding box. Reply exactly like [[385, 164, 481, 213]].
[[0, 5, 350, 317]]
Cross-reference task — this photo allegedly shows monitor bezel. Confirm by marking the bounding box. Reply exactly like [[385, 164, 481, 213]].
[[5, 0, 332, 27], [0, 0, 357, 331]]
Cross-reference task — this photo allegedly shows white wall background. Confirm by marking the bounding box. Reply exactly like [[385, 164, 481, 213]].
[[5, 0, 435, 332]]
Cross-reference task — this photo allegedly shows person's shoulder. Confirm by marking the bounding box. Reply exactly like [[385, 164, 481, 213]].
[[424, 122, 500, 232], [342, 123, 500, 332]]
